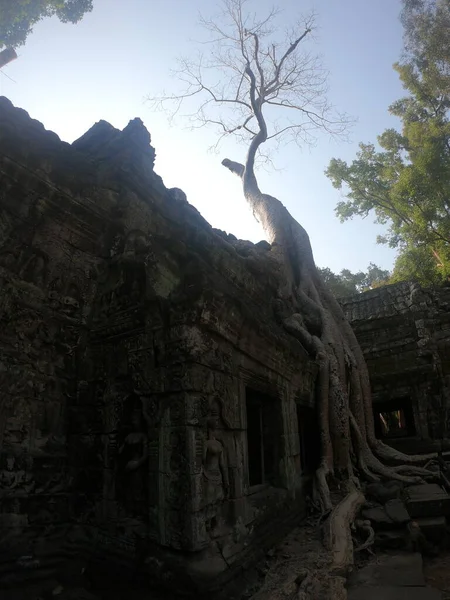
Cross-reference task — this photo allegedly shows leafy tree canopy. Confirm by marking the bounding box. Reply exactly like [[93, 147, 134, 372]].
[[325, 0, 450, 288], [318, 263, 391, 298], [0, 0, 93, 49], [389, 243, 446, 285]]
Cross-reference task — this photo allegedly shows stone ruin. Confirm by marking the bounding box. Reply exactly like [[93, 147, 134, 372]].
[[0, 97, 319, 597], [3, 96, 450, 599], [342, 283, 450, 450]]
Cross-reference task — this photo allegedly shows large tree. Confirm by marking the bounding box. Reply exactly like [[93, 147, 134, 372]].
[[318, 263, 391, 298], [0, 0, 93, 49], [150, 0, 436, 593], [326, 0, 450, 287]]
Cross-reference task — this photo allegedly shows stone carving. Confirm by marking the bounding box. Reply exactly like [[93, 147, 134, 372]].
[[20, 250, 48, 287], [201, 402, 230, 538], [98, 382, 124, 513], [202, 417, 229, 505], [140, 394, 160, 428], [0, 454, 34, 497], [62, 282, 82, 317], [117, 398, 149, 517], [0, 239, 24, 272], [109, 231, 125, 258], [123, 229, 149, 258]]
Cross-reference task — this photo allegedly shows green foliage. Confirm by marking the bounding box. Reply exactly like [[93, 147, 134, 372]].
[[401, 0, 450, 98], [390, 243, 448, 286], [0, 0, 93, 49], [318, 263, 391, 298], [325, 0, 450, 287]]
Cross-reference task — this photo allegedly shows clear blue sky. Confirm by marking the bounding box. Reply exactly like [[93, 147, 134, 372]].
[[0, 0, 406, 274]]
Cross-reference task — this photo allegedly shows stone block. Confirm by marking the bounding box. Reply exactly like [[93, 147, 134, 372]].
[[366, 481, 403, 504], [0, 579, 63, 600], [385, 499, 410, 524], [348, 553, 425, 587], [362, 506, 396, 530], [405, 484, 450, 518], [229, 467, 245, 499], [348, 587, 442, 600], [227, 497, 252, 524], [219, 538, 246, 562], [187, 512, 209, 550], [416, 516, 447, 543], [375, 529, 407, 550], [281, 433, 300, 457], [184, 551, 229, 587]]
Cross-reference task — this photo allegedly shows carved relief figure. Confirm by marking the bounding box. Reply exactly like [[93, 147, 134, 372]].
[[109, 231, 125, 258], [202, 417, 229, 522], [0, 455, 34, 497], [117, 399, 149, 518], [20, 251, 48, 288], [100, 383, 124, 511], [123, 230, 148, 258], [0, 244, 23, 272], [62, 282, 82, 317]]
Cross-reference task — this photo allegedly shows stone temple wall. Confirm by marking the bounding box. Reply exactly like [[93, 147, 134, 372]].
[[341, 282, 450, 444], [0, 97, 318, 595]]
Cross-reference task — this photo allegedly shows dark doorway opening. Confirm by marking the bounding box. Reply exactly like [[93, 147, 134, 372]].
[[296, 405, 321, 474], [245, 388, 280, 487], [373, 397, 416, 439]]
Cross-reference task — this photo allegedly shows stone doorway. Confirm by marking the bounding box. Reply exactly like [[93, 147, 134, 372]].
[[373, 397, 416, 439], [245, 388, 280, 488]]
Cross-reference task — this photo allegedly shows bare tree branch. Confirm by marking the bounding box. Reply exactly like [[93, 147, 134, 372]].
[[265, 25, 313, 95], [147, 0, 353, 155], [247, 31, 265, 97]]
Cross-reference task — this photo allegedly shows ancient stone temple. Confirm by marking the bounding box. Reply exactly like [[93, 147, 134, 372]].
[[342, 283, 450, 449], [0, 97, 319, 597]]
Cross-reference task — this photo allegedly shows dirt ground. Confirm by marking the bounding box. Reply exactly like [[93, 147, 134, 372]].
[[424, 553, 450, 600], [245, 524, 450, 600], [245, 518, 331, 600]]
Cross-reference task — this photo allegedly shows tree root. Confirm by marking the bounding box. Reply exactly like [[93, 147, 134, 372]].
[[391, 464, 438, 478], [356, 454, 381, 483], [364, 451, 423, 484], [314, 462, 333, 513], [353, 519, 375, 553], [349, 412, 425, 484], [371, 439, 437, 466], [323, 488, 365, 574]]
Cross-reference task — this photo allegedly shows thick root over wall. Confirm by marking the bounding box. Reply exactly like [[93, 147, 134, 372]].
[[284, 272, 438, 589]]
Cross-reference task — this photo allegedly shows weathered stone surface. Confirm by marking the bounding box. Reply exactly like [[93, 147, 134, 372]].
[[348, 587, 442, 600], [362, 506, 396, 528], [385, 499, 411, 524], [375, 529, 408, 550], [349, 553, 425, 587], [366, 481, 403, 504], [416, 516, 447, 544], [405, 484, 450, 518], [362, 500, 409, 530], [348, 553, 442, 600], [0, 96, 318, 596], [342, 283, 450, 441]]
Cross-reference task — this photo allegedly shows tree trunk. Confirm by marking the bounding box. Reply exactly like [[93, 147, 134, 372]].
[[223, 156, 433, 487]]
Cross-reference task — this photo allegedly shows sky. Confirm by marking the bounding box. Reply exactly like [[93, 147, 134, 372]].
[[0, 0, 407, 274]]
